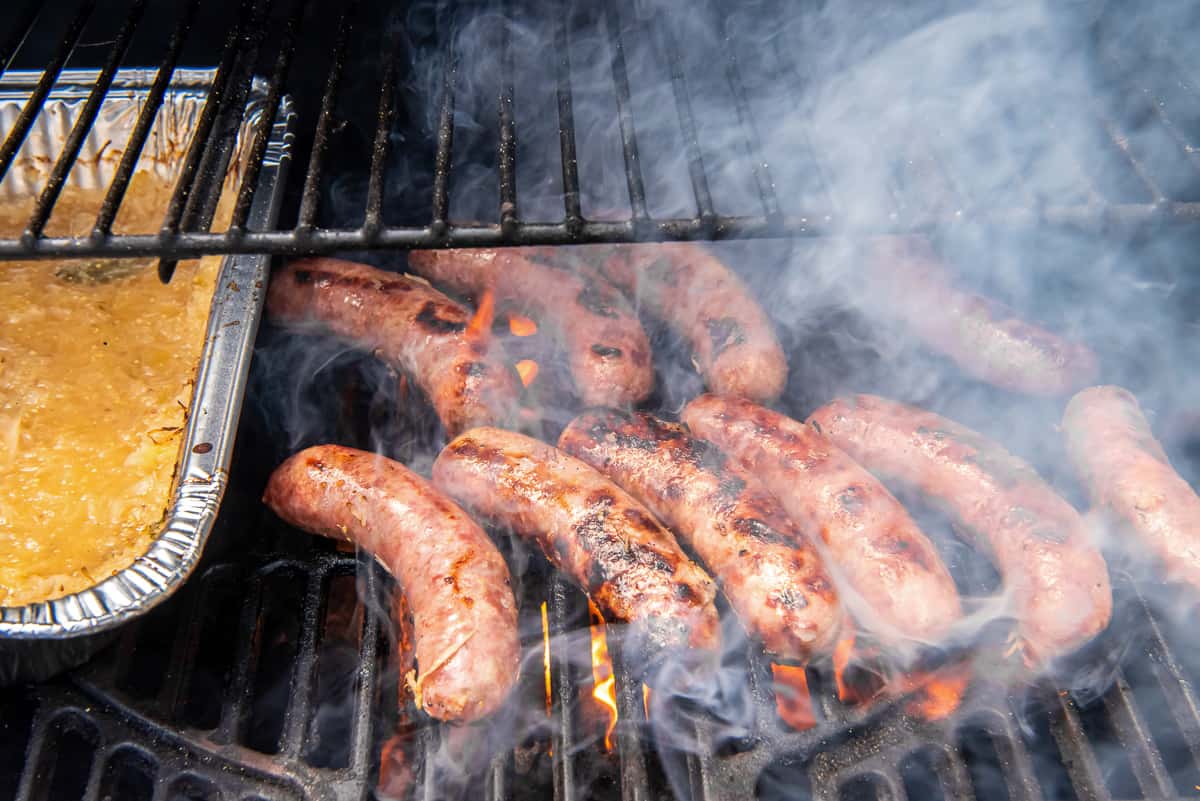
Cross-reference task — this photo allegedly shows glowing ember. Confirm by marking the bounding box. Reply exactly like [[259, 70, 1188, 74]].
[[588, 600, 619, 751], [904, 664, 970, 720], [516, 359, 539, 387], [642, 684, 651, 719], [508, 314, 538, 336], [541, 601, 552, 716], [771, 663, 816, 731], [832, 630, 858, 703], [464, 289, 495, 340]]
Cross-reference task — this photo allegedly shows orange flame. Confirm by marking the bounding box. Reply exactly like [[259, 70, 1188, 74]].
[[465, 289, 495, 340], [832, 630, 858, 704], [771, 664, 816, 731], [588, 600, 619, 751], [509, 314, 538, 336], [642, 685, 651, 719], [540, 601, 553, 716], [516, 359, 540, 387], [903, 664, 970, 720]]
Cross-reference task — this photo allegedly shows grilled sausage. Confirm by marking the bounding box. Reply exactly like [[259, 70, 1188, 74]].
[[1063, 385, 1200, 591], [267, 257, 520, 437], [579, 243, 787, 402], [407, 248, 653, 408], [558, 410, 842, 662], [263, 445, 519, 722], [682, 394, 961, 645], [862, 237, 1098, 396], [431, 427, 720, 657], [808, 395, 1112, 663]]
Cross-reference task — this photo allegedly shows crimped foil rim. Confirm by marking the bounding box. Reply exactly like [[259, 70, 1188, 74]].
[[0, 68, 294, 637]]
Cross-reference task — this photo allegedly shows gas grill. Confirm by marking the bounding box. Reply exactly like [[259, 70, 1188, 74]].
[[3, 0, 1200, 800]]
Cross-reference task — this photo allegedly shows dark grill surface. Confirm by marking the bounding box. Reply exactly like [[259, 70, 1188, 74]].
[[0, 0, 1199, 275]]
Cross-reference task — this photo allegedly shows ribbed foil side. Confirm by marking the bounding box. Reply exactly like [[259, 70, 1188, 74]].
[[0, 69, 294, 637]]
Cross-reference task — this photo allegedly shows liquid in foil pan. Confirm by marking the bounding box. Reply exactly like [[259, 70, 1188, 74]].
[[0, 69, 294, 645]]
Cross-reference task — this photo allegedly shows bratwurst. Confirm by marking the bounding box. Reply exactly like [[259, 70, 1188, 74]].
[[432, 427, 720, 656], [559, 410, 842, 662], [808, 395, 1112, 663], [861, 237, 1098, 397], [408, 248, 653, 407], [267, 257, 520, 436], [263, 445, 520, 722], [682, 394, 961, 645], [578, 243, 787, 402], [1063, 385, 1200, 592]]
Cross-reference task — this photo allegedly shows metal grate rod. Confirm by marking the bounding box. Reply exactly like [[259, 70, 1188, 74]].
[[23, 0, 147, 242], [553, 0, 582, 231], [91, 0, 200, 238], [0, 1, 43, 78], [278, 566, 328, 758], [603, 0, 649, 223], [497, 6, 519, 235], [230, 0, 306, 232], [0, 0, 97, 185], [295, 0, 356, 232], [155, 0, 259, 282], [653, 20, 717, 227], [363, 20, 403, 239], [430, 57, 457, 231]]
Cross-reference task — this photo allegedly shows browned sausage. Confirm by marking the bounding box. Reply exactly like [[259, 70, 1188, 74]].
[[1063, 385, 1200, 591], [407, 248, 653, 407], [267, 257, 520, 437], [431, 427, 720, 657], [558, 410, 842, 662], [808, 394, 1112, 663], [578, 243, 787, 402], [682, 394, 961, 645], [262, 445, 519, 722], [861, 237, 1098, 396]]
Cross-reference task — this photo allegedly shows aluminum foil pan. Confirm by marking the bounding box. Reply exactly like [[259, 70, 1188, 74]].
[[0, 69, 294, 659]]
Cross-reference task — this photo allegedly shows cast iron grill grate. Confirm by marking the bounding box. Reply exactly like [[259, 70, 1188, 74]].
[[0, 0, 1199, 276]]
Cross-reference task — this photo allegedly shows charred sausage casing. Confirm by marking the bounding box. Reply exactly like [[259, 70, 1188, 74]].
[[267, 257, 520, 437], [580, 243, 788, 402], [407, 247, 653, 408], [862, 237, 1098, 396], [808, 394, 1112, 663], [682, 393, 961, 645], [262, 445, 520, 722], [431, 427, 720, 657], [1064, 385, 1200, 591], [558, 410, 842, 662]]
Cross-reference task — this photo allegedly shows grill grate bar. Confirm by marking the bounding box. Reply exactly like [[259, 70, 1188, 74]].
[[548, 575, 579, 801], [603, 0, 649, 223], [362, 19, 402, 238], [278, 565, 329, 759], [154, 0, 258, 282], [295, 0, 356, 231], [430, 56, 456, 230], [0, 1, 43, 77], [553, 0, 582, 231], [1139, 606, 1200, 763], [214, 571, 266, 746], [13, 707, 52, 801], [982, 706, 1045, 801], [91, 0, 200, 237], [1099, 115, 1167, 203], [652, 20, 717, 226], [22, 0, 146, 241], [229, 0, 305, 232], [350, 563, 382, 776], [498, 5, 519, 234], [0, 0, 97, 185], [1046, 688, 1114, 801], [610, 639, 652, 801], [1103, 671, 1176, 799]]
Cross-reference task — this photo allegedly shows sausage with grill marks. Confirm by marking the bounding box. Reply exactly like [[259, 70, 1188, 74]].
[[407, 247, 653, 408], [862, 237, 1098, 397], [558, 410, 842, 662], [1063, 385, 1200, 592], [578, 243, 788, 402], [267, 257, 520, 437], [682, 393, 961, 645], [431, 427, 720, 658], [808, 394, 1112, 664], [263, 445, 520, 722]]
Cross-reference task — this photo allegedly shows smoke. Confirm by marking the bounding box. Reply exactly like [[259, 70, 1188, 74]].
[[243, 0, 1200, 796]]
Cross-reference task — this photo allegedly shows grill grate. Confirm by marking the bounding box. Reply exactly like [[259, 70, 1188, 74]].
[[0, 0, 1199, 272]]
